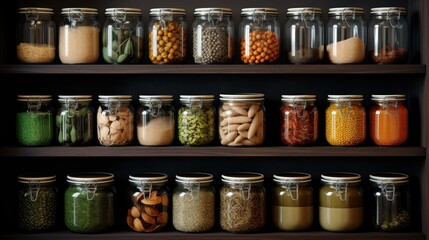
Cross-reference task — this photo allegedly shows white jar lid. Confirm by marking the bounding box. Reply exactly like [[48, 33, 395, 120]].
[[328, 94, 363, 101], [58, 95, 92, 99], [129, 172, 168, 184], [17, 95, 52, 101], [18, 173, 56, 184], [61, 8, 98, 15], [241, 7, 278, 15], [321, 172, 361, 183], [329, 7, 364, 15], [194, 7, 232, 15], [176, 172, 213, 184], [67, 172, 114, 184], [371, 94, 406, 101], [105, 8, 142, 15], [180, 95, 214, 102], [287, 7, 322, 15], [220, 93, 264, 98], [150, 8, 186, 15], [139, 95, 173, 102], [273, 172, 312, 183], [371, 7, 406, 14], [281, 95, 316, 102], [222, 172, 264, 184], [370, 172, 409, 184], [18, 7, 54, 14]]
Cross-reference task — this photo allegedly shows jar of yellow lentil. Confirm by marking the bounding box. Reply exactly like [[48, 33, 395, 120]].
[[325, 95, 366, 146], [149, 8, 187, 64]]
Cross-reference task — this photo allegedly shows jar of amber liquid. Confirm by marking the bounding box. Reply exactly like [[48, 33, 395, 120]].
[[272, 172, 313, 231], [319, 172, 363, 232], [370, 95, 408, 146]]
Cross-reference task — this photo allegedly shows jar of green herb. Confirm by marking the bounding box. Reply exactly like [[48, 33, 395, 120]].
[[64, 172, 115, 233]]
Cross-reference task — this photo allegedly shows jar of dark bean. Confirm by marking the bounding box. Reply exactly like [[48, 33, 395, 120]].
[[17, 173, 58, 232], [192, 8, 234, 64]]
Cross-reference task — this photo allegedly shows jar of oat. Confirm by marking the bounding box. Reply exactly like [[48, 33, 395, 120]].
[[325, 95, 366, 146], [368, 7, 408, 64], [102, 8, 144, 64], [17, 8, 56, 63], [219, 93, 265, 146], [239, 8, 281, 64], [149, 8, 187, 64], [59, 8, 100, 64], [97, 95, 134, 146], [285, 7, 324, 64], [137, 95, 175, 146], [327, 7, 366, 64], [192, 8, 234, 64]]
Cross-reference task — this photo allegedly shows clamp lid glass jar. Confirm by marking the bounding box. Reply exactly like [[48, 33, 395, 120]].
[[17, 8, 56, 63], [239, 8, 281, 64], [285, 7, 324, 64]]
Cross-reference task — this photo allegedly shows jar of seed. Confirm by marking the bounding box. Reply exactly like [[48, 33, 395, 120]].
[[56, 95, 94, 146], [173, 172, 215, 232], [239, 8, 281, 64], [97, 95, 134, 146], [16, 95, 54, 146], [137, 95, 175, 146], [192, 8, 234, 64], [219, 93, 265, 146], [17, 173, 58, 232], [102, 8, 144, 64], [64, 172, 115, 233], [127, 173, 169, 233], [325, 95, 366, 146], [178, 95, 215, 146], [148, 8, 187, 64], [220, 172, 266, 233], [17, 8, 56, 63]]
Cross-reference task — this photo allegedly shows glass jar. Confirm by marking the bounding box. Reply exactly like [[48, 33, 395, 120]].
[[102, 8, 144, 64], [127, 173, 169, 233], [97, 95, 134, 146], [16, 8, 56, 63], [369, 172, 411, 232], [192, 8, 234, 64], [370, 94, 408, 146], [56, 95, 94, 146], [64, 172, 115, 233], [369, 7, 408, 64], [220, 172, 266, 233], [59, 8, 100, 64], [219, 93, 265, 146], [178, 95, 215, 146], [280, 95, 318, 146], [325, 95, 366, 146], [16, 95, 54, 146], [272, 172, 313, 231], [327, 7, 366, 64], [319, 172, 364, 232], [285, 8, 324, 64], [17, 173, 57, 232], [137, 95, 175, 146], [148, 8, 187, 64], [173, 172, 215, 232], [239, 8, 281, 64]]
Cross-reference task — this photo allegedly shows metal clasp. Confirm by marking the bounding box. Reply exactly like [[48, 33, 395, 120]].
[[208, 9, 223, 27], [27, 98, 42, 114], [85, 182, 97, 201], [113, 8, 127, 30], [382, 183, 396, 201], [284, 180, 299, 201], [239, 181, 252, 200], [67, 9, 84, 28], [335, 180, 348, 201], [292, 98, 308, 119], [387, 9, 402, 28], [107, 97, 121, 116], [159, 9, 173, 29], [28, 181, 41, 202], [25, 8, 39, 27], [341, 9, 356, 28], [301, 9, 315, 29], [252, 9, 266, 29], [149, 98, 162, 118], [140, 181, 153, 200], [184, 181, 200, 200]]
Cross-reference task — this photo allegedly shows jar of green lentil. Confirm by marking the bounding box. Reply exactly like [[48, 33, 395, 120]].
[[17, 173, 58, 232], [16, 95, 54, 146], [325, 95, 366, 146], [64, 172, 115, 233], [178, 95, 215, 146]]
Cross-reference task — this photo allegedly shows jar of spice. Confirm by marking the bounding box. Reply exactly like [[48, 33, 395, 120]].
[[16, 8, 56, 63], [327, 7, 366, 64], [59, 8, 100, 64], [368, 7, 408, 64], [192, 8, 234, 64], [285, 7, 324, 64], [178, 95, 215, 146], [370, 94, 408, 146], [319, 172, 364, 232], [137, 95, 175, 146], [325, 95, 366, 146], [280, 95, 318, 146], [64, 172, 115, 233], [369, 172, 411, 232], [220, 172, 266, 233], [127, 173, 169, 232], [102, 8, 144, 64], [173, 172, 215, 232], [148, 8, 187, 64], [219, 93, 265, 146], [239, 8, 281, 64], [16, 95, 54, 146], [97, 95, 134, 146], [272, 172, 313, 231], [17, 173, 57, 232], [57, 95, 94, 146]]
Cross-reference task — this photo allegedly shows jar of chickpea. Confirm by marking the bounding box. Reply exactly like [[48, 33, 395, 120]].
[[149, 8, 187, 64], [239, 8, 281, 64]]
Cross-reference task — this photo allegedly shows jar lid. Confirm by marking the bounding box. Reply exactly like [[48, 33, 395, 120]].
[[129, 172, 168, 184], [139, 95, 173, 102], [98, 95, 133, 103], [58, 95, 92, 99], [273, 172, 312, 183], [61, 8, 98, 15], [371, 94, 406, 101], [241, 7, 278, 15], [327, 94, 363, 101], [18, 7, 54, 14], [222, 172, 264, 184], [17, 95, 52, 101], [150, 8, 186, 16], [286, 7, 322, 15], [180, 95, 214, 102], [18, 173, 56, 184], [321, 172, 361, 183], [176, 172, 213, 184], [328, 7, 364, 15], [371, 7, 406, 14], [281, 95, 316, 102], [194, 7, 232, 15], [67, 172, 114, 184], [370, 172, 409, 183], [220, 93, 265, 101], [105, 8, 142, 15]]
